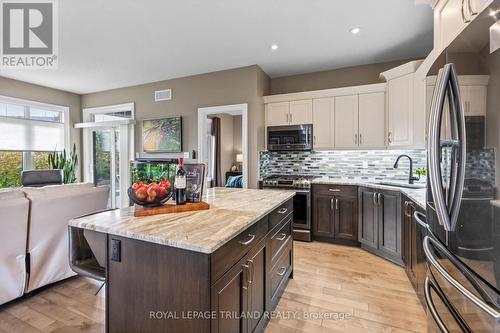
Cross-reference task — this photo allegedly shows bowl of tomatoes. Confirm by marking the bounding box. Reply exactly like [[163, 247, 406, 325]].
[[128, 180, 173, 207]]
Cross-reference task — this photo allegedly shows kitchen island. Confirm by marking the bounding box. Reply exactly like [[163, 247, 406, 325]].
[[69, 188, 295, 333]]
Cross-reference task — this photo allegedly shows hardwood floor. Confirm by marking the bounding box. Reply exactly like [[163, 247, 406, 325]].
[[0, 241, 426, 333]]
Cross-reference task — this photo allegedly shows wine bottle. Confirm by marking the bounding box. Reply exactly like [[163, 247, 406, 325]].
[[175, 157, 187, 205]]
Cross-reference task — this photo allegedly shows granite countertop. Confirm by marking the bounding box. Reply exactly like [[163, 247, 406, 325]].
[[311, 178, 427, 209], [69, 188, 295, 254]]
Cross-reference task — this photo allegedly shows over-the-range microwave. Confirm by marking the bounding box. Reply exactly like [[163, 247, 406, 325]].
[[267, 124, 313, 151]]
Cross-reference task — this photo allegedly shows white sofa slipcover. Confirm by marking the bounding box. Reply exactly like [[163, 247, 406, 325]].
[[0, 190, 29, 305], [24, 183, 109, 292]]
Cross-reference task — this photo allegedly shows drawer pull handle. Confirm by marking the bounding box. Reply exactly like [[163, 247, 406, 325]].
[[276, 233, 287, 241], [277, 208, 288, 214], [239, 234, 255, 245], [277, 266, 287, 276], [329, 189, 341, 192]]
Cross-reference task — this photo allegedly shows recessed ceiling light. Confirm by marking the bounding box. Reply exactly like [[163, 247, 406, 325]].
[[271, 44, 278, 51], [350, 27, 361, 35]]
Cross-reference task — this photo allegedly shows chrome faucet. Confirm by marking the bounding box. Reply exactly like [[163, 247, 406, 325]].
[[393, 155, 420, 184]]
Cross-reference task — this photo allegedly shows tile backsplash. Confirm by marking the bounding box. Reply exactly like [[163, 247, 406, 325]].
[[465, 148, 496, 184], [259, 150, 428, 182]]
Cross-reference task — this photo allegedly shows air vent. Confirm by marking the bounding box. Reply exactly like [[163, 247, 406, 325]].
[[154, 89, 172, 102]]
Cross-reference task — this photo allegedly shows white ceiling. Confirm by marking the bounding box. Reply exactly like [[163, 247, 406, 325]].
[[0, 0, 433, 94]]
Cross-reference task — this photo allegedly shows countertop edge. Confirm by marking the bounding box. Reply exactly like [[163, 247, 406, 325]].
[[311, 179, 426, 209]]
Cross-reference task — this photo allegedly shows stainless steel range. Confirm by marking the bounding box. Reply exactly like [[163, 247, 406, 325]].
[[261, 175, 313, 242]]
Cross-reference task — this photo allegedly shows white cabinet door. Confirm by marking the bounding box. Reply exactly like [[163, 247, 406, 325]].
[[334, 95, 359, 148], [358, 92, 385, 148], [289, 100, 313, 125], [312, 98, 334, 149], [387, 74, 413, 147], [266, 102, 290, 126], [461, 85, 486, 115], [469, 0, 493, 15], [435, 0, 468, 54]]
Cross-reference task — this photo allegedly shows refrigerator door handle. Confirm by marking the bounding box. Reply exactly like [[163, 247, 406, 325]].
[[428, 64, 466, 232], [423, 236, 500, 321], [424, 276, 451, 333], [447, 64, 467, 232], [414, 211, 429, 229]]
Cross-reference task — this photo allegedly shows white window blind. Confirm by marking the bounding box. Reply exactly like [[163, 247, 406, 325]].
[[0, 98, 67, 152]]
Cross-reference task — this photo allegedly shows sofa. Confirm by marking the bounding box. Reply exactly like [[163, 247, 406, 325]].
[[0, 183, 109, 305], [0, 190, 30, 305]]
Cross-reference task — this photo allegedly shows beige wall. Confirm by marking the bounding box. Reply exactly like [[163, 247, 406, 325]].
[[269, 59, 414, 94], [82, 65, 270, 188], [0, 76, 83, 179]]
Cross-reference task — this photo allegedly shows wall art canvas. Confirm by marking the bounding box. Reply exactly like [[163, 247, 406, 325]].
[[142, 116, 182, 153]]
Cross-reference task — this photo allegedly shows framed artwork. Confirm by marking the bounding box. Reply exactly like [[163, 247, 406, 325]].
[[142, 116, 182, 153]]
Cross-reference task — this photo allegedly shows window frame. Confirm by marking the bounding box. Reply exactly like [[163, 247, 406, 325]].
[[0, 95, 71, 152], [0, 95, 70, 187]]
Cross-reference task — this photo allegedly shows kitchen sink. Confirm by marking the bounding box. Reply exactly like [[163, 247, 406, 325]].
[[375, 181, 426, 189]]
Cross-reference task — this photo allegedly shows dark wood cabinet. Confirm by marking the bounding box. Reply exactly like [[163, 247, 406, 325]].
[[103, 199, 294, 333], [334, 195, 358, 241], [211, 255, 249, 333], [358, 188, 378, 248], [358, 187, 402, 265], [378, 190, 402, 260], [312, 185, 358, 244], [402, 197, 427, 308], [246, 241, 266, 333], [312, 193, 335, 239]]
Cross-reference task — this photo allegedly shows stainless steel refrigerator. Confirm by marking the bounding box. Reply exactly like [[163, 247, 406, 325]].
[[422, 1, 500, 331]]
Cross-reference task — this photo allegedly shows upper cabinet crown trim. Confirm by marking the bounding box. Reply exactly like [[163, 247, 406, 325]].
[[379, 60, 424, 81], [263, 83, 386, 104], [426, 74, 490, 86]]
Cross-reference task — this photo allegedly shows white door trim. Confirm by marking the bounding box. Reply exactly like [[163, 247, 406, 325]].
[[197, 103, 248, 188]]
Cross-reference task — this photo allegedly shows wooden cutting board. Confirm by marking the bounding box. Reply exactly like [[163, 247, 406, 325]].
[[134, 201, 210, 217]]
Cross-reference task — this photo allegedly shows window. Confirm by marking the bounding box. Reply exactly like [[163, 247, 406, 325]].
[[0, 96, 69, 188]]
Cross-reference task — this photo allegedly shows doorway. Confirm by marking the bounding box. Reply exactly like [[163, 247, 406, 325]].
[[197, 104, 248, 188], [76, 103, 135, 209]]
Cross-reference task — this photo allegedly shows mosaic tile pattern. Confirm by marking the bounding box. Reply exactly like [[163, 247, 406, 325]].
[[465, 148, 496, 183], [259, 150, 428, 182]]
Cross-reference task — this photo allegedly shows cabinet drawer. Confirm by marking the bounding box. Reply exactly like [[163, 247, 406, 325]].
[[270, 240, 292, 304], [270, 218, 292, 264], [269, 199, 293, 230], [211, 216, 268, 283], [313, 184, 357, 197]]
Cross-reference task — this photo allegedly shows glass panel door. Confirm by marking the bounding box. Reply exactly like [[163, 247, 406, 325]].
[[92, 128, 121, 209]]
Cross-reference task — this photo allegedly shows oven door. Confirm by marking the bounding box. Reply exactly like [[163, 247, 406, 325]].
[[293, 190, 311, 230]]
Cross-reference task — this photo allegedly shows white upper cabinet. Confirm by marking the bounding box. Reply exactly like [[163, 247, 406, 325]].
[[264, 83, 387, 150], [289, 100, 313, 125], [334, 95, 359, 149], [387, 74, 414, 147], [434, 0, 493, 54], [266, 100, 312, 126], [469, 0, 493, 13], [312, 98, 334, 149], [266, 102, 290, 126], [358, 92, 386, 148], [461, 85, 487, 115], [380, 61, 424, 148]]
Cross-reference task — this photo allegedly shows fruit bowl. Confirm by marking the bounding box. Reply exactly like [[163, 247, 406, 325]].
[[128, 180, 174, 207]]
